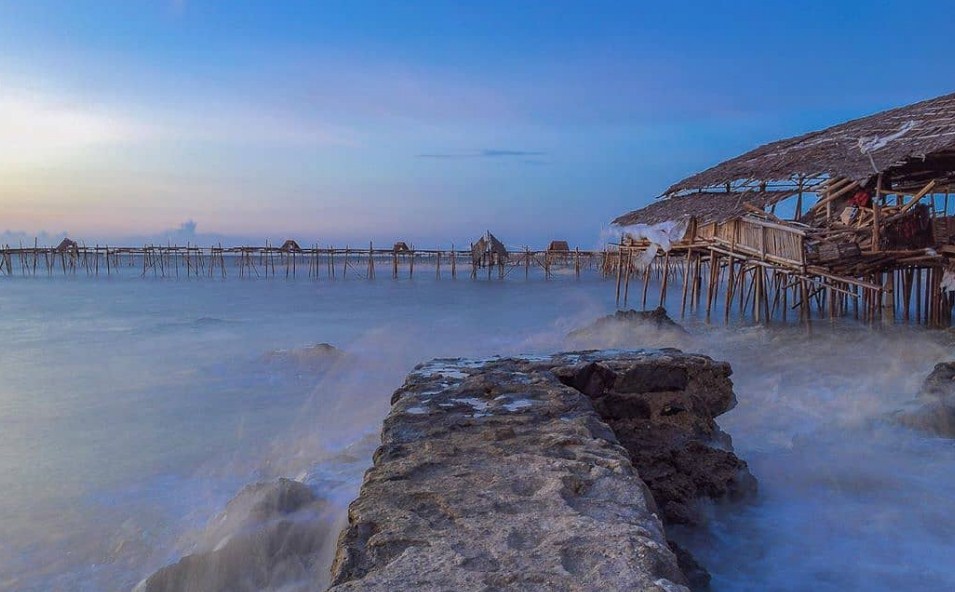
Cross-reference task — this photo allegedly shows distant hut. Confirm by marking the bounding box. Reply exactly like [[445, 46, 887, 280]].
[[279, 239, 302, 253], [547, 240, 570, 252], [487, 232, 508, 264], [547, 240, 571, 264], [470, 232, 509, 267], [471, 236, 487, 267], [393, 241, 410, 253], [55, 238, 79, 253]]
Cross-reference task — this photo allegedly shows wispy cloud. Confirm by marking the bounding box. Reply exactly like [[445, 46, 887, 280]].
[[0, 89, 155, 165], [416, 149, 544, 159]]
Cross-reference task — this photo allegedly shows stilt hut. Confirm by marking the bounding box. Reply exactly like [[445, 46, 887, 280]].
[[613, 91, 955, 326], [55, 238, 79, 253], [279, 239, 302, 253], [470, 232, 509, 268]]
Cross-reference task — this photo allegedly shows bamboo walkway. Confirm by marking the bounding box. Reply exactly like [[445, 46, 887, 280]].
[[0, 242, 611, 281]]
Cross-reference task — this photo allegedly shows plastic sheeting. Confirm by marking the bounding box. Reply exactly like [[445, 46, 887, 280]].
[[611, 219, 689, 269]]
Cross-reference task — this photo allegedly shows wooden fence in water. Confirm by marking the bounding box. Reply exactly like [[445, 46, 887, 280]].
[[0, 243, 614, 281]]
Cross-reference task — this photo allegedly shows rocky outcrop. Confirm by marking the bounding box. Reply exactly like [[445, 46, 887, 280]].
[[328, 350, 752, 592], [896, 361, 955, 437], [567, 308, 690, 350], [553, 350, 755, 527], [261, 342, 344, 372], [135, 478, 332, 592]]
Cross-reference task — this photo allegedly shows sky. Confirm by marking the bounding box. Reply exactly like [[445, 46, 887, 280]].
[[1, 1, 954, 247]]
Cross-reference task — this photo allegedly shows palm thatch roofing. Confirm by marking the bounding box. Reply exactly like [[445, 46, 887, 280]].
[[612, 190, 795, 227], [666, 91, 955, 195], [279, 239, 302, 252]]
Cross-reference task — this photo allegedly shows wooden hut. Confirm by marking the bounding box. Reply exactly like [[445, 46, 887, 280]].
[[471, 232, 509, 267], [547, 240, 570, 252], [55, 238, 79, 254], [612, 91, 955, 326], [279, 239, 302, 253]]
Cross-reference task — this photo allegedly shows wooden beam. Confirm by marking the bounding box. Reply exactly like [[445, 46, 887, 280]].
[[885, 180, 938, 222]]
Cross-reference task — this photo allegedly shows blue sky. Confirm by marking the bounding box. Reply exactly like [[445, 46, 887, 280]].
[[1, 1, 954, 247]]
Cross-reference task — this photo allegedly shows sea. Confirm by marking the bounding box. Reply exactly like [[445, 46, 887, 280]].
[[2, 264, 955, 591]]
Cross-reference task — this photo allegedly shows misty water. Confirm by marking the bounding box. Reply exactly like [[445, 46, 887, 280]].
[[2, 268, 954, 591]]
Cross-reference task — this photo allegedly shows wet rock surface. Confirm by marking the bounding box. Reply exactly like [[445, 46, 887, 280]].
[[328, 350, 752, 591], [261, 342, 344, 373], [553, 352, 755, 527], [135, 478, 332, 592], [896, 361, 955, 437], [568, 307, 688, 342]]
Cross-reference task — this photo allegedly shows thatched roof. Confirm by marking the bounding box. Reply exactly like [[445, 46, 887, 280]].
[[667, 91, 955, 194], [55, 238, 78, 252], [612, 191, 795, 227], [279, 239, 302, 252], [547, 240, 570, 252]]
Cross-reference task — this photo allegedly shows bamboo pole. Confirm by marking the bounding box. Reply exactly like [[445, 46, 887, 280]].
[[680, 248, 693, 318], [614, 247, 625, 306], [658, 251, 671, 308]]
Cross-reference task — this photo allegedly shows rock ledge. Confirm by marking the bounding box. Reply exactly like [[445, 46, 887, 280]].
[[328, 350, 750, 591]]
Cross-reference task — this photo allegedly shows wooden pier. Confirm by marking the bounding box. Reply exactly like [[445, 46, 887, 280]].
[[0, 241, 613, 282]]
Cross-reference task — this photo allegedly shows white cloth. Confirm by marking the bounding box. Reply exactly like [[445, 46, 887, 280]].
[[941, 269, 955, 294], [611, 219, 689, 269]]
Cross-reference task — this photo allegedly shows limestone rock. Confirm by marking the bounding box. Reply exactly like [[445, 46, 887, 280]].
[[327, 350, 750, 591], [134, 479, 331, 592], [567, 308, 690, 350], [553, 352, 755, 527], [895, 361, 955, 437], [328, 352, 693, 592], [261, 343, 343, 373]]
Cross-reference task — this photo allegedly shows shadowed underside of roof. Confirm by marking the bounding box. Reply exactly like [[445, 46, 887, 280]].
[[666, 92, 955, 194], [612, 191, 795, 226]]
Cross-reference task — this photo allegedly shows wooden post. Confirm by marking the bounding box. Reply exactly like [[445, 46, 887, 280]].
[[884, 269, 895, 322], [614, 247, 624, 306], [368, 242, 375, 279], [658, 251, 671, 308], [681, 248, 693, 318], [724, 256, 735, 324], [623, 250, 633, 307], [705, 250, 718, 322]]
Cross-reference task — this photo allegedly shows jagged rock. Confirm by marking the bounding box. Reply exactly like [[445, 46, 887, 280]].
[[261, 343, 343, 372], [134, 479, 331, 592], [328, 350, 752, 592], [553, 353, 755, 526], [572, 307, 686, 335], [895, 361, 955, 437], [668, 540, 711, 592], [567, 308, 690, 350]]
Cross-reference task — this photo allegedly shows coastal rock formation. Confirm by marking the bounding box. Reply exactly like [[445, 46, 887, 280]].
[[552, 351, 755, 526], [896, 361, 955, 437], [328, 350, 752, 591], [261, 342, 344, 372], [135, 478, 332, 592], [567, 308, 690, 349]]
